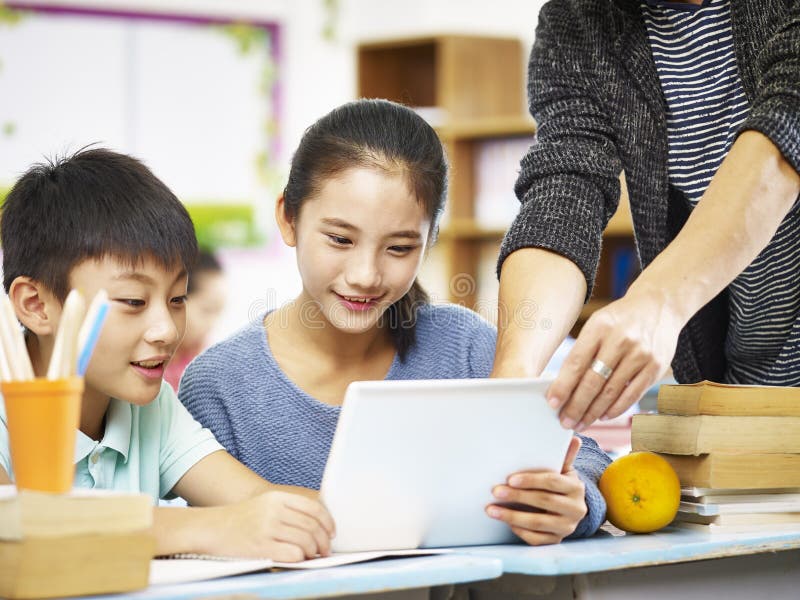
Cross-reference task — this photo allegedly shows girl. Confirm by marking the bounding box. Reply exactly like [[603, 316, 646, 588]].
[[179, 99, 610, 545]]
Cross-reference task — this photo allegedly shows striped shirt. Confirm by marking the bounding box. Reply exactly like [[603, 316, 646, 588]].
[[642, 0, 800, 385]]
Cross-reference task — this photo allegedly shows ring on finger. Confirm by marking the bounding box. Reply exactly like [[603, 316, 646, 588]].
[[590, 358, 613, 381]]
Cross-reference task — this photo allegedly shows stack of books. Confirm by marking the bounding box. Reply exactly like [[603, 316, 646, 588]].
[[473, 137, 534, 229], [0, 486, 154, 598], [631, 381, 800, 533]]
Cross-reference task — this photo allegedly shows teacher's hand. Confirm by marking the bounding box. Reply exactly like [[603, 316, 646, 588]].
[[547, 288, 683, 431]]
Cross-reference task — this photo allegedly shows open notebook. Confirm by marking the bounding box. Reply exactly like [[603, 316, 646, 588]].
[[150, 550, 449, 585]]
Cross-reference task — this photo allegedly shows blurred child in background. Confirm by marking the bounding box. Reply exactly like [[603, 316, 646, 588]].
[[165, 249, 226, 390]]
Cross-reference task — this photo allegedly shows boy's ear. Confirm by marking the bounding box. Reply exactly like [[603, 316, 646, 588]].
[[275, 195, 297, 247], [8, 277, 60, 336]]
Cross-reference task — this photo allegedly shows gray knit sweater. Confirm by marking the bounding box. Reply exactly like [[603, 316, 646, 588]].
[[500, 0, 800, 383], [178, 303, 610, 538]]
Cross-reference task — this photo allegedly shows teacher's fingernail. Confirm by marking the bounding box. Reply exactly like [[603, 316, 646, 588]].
[[548, 396, 560, 408], [561, 417, 576, 429]]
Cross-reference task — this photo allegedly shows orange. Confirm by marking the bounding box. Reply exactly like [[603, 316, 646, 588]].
[[598, 451, 681, 533]]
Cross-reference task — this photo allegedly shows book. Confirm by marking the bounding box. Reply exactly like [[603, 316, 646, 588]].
[[682, 488, 800, 503], [679, 497, 800, 516], [581, 420, 632, 453], [473, 137, 532, 230], [671, 516, 800, 534], [631, 414, 800, 455], [0, 485, 152, 540], [674, 511, 800, 527], [661, 453, 800, 489], [0, 531, 153, 599], [657, 381, 800, 416], [610, 245, 640, 299]]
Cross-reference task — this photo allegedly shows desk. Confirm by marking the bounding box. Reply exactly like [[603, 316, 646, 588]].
[[72, 528, 800, 600], [460, 526, 800, 599], [90, 554, 502, 600]]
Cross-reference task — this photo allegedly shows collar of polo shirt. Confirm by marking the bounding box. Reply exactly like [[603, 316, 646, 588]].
[[74, 398, 132, 465]]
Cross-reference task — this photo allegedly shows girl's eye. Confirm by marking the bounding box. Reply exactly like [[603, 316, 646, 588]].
[[389, 245, 415, 255], [327, 234, 351, 246], [171, 295, 188, 306]]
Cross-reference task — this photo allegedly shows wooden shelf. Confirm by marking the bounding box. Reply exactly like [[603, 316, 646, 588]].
[[579, 298, 613, 322], [438, 221, 506, 242], [604, 172, 634, 236], [358, 34, 528, 308], [358, 35, 636, 315], [358, 34, 521, 52], [436, 115, 536, 141], [605, 196, 633, 235]]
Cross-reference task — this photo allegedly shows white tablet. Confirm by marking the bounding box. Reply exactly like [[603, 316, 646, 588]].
[[319, 378, 572, 552]]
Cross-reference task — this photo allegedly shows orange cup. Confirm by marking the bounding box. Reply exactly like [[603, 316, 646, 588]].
[[2, 377, 83, 493]]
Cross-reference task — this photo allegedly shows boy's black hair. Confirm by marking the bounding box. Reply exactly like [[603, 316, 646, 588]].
[[1, 147, 198, 300], [283, 99, 448, 361]]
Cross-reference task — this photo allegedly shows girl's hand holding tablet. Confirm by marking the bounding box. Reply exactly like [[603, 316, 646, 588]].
[[487, 436, 587, 545]]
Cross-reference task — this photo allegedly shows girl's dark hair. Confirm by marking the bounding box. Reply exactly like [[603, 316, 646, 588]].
[[283, 99, 448, 361]]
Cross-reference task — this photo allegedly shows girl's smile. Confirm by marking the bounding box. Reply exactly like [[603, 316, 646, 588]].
[[334, 292, 384, 312]]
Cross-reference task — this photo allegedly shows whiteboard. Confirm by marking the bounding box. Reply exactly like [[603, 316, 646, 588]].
[[0, 10, 279, 203]]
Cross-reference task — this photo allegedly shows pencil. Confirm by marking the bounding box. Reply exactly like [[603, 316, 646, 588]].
[[47, 289, 86, 380], [0, 293, 34, 380], [0, 328, 11, 381], [76, 290, 109, 376]]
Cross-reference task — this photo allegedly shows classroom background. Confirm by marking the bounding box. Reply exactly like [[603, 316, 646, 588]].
[[0, 0, 645, 453], [1, 0, 551, 337]]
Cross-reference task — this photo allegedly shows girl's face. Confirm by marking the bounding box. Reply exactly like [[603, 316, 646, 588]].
[[279, 166, 431, 335]]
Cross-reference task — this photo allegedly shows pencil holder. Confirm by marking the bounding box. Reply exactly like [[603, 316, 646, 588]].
[[2, 377, 83, 493]]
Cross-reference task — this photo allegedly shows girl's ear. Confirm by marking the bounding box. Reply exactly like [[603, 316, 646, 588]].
[[8, 277, 61, 336], [275, 195, 297, 247]]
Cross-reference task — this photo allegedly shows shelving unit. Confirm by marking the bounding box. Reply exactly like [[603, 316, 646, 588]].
[[357, 35, 636, 330]]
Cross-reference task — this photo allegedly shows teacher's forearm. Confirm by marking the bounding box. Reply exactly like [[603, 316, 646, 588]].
[[493, 247, 586, 377], [629, 130, 800, 321]]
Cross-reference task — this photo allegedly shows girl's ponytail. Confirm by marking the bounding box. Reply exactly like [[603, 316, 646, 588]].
[[384, 279, 430, 362]]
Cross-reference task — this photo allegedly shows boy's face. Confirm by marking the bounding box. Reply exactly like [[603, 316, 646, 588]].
[[68, 256, 188, 406]]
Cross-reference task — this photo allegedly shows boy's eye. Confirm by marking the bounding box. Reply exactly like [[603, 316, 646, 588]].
[[116, 298, 145, 308], [327, 234, 352, 246], [389, 245, 416, 255], [171, 295, 188, 306]]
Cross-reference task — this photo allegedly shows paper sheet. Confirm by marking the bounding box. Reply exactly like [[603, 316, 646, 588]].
[[274, 548, 449, 569], [149, 557, 273, 585], [149, 548, 450, 585]]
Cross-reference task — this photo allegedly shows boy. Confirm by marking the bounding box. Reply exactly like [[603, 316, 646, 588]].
[[0, 148, 333, 561]]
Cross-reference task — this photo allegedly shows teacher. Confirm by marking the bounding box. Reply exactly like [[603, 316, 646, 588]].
[[492, 0, 800, 430]]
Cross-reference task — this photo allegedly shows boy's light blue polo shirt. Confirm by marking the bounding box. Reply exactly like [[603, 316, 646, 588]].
[[0, 381, 223, 503]]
